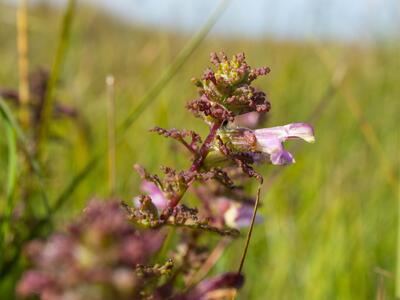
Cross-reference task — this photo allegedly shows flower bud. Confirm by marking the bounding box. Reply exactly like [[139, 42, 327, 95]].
[[188, 52, 271, 122]]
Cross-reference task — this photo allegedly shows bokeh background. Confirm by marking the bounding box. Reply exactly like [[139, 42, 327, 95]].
[[0, 0, 399, 299]]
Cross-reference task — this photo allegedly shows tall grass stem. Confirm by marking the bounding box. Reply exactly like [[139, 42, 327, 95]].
[[17, 0, 30, 129], [36, 0, 76, 155], [106, 75, 117, 195], [397, 197, 400, 299], [0, 117, 17, 259], [118, 0, 230, 135], [0, 98, 50, 216]]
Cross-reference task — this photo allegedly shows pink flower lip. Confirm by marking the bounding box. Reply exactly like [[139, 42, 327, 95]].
[[254, 122, 315, 165]]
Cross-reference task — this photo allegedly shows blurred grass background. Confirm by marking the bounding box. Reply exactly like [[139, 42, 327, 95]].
[[0, 2, 399, 299]]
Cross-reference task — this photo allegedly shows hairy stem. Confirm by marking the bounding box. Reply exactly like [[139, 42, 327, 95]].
[[190, 121, 222, 172], [163, 121, 222, 214]]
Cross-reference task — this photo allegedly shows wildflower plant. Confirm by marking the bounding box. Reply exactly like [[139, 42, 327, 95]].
[[18, 52, 314, 299]]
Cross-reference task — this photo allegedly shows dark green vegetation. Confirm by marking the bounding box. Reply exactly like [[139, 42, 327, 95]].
[[0, 2, 398, 299]]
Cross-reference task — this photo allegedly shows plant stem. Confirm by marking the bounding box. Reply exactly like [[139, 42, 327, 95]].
[[190, 121, 222, 172], [186, 237, 230, 288], [17, 0, 30, 129], [165, 121, 222, 212], [238, 185, 261, 274], [396, 196, 400, 299], [106, 75, 117, 195]]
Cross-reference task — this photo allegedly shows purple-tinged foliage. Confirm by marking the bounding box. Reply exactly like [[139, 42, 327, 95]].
[[151, 127, 202, 154]]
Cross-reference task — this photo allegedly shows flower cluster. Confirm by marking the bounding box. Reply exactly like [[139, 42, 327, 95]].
[[138, 177, 262, 230], [17, 200, 166, 300], [18, 52, 314, 299], [187, 53, 271, 123], [17, 200, 243, 300]]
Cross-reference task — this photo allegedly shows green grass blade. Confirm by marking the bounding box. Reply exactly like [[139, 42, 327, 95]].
[[0, 115, 17, 256], [47, 0, 230, 209], [0, 98, 50, 215], [5, 124, 17, 203], [397, 200, 400, 299], [0, 0, 229, 258], [51, 155, 98, 214], [118, 0, 230, 135], [36, 0, 76, 153]]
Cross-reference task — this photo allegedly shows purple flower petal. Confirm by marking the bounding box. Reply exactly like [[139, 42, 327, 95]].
[[270, 150, 295, 165], [254, 134, 283, 155], [140, 181, 168, 211], [254, 123, 315, 145], [284, 123, 315, 143], [17, 271, 54, 297], [224, 203, 263, 229], [234, 111, 265, 128], [254, 122, 314, 165]]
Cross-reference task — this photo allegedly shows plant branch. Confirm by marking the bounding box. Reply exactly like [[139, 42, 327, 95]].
[[164, 121, 222, 213], [190, 122, 221, 172]]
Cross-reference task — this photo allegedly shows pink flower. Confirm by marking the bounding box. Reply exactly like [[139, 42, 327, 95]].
[[216, 197, 263, 229], [17, 271, 54, 297], [217, 122, 314, 166], [223, 201, 263, 229], [254, 123, 315, 165], [137, 181, 168, 211]]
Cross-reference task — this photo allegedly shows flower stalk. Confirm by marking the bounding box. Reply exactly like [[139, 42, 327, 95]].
[[106, 75, 117, 195], [163, 121, 223, 214], [190, 121, 222, 172], [238, 185, 261, 274]]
